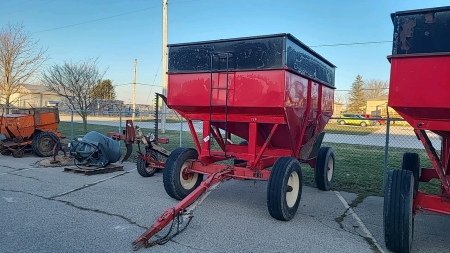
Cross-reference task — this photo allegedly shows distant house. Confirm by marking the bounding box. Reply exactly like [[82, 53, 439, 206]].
[[8, 84, 62, 108], [365, 95, 401, 118]]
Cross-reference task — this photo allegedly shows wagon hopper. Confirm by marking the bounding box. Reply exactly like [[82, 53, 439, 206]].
[[133, 33, 337, 250]]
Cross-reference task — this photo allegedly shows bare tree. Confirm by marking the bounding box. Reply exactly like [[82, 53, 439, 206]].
[[0, 23, 48, 109], [363, 79, 389, 99], [41, 57, 107, 132]]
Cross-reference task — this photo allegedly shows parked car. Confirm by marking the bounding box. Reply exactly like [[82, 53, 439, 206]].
[[360, 114, 387, 126], [338, 113, 373, 127]]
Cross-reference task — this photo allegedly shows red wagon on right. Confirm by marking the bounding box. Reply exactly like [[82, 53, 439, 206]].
[[384, 6, 450, 253]]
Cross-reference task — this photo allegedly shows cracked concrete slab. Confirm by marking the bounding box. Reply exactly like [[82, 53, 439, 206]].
[[1, 154, 449, 252]]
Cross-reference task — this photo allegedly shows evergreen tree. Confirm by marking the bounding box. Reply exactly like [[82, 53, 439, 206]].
[[347, 75, 366, 113], [91, 79, 116, 99]]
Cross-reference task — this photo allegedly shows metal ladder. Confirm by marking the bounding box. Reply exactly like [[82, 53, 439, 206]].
[[208, 52, 234, 156]]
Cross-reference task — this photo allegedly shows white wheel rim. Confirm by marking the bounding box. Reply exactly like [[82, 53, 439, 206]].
[[179, 160, 198, 189], [286, 171, 300, 207], [327, 156, 334, 181]]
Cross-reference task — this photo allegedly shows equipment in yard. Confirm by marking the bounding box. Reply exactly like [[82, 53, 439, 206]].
[[106, 93, 172, 177], [132, 33, 337, 250], [0, 107, 62, 158], [383, 6, 450, 253], [69, 131, 122, 168]]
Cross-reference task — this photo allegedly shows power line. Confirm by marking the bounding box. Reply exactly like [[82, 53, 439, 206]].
[[33, 5, 160, 34], [309, 40, 392, 47], [145, 57, 163, 104]]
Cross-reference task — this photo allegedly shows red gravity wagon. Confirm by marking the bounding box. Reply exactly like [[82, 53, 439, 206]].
[[384, 6, 450, 253], [133, 33, 337, 250]]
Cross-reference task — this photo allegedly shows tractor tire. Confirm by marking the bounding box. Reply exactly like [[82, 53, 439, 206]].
[[384, 169, 414, 253], [163, 147, 203, 200], [401, 152, 420, 199], [233, 140, 248, 165], [315, 146, 335, 191], [267, 157, 303, 221], [136, 150, 158, 177], [12, 149, 24, 158], [1, 149, 11, 156], [32, 131, 59, 157]]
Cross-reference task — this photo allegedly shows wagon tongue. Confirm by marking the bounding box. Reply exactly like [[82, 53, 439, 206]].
[[121, 143, 133, 163]]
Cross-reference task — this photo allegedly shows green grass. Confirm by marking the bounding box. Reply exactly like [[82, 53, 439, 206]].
[[324, 123, 380, 136], [57, 121, 441, 198]]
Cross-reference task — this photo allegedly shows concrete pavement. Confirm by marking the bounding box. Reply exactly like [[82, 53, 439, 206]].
[[1, 155, 450, 252]]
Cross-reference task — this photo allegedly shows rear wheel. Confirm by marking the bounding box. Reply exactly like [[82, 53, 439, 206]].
[[384, 169, 414, 253], [1, 149, 11, 156], [12, 149, 24, 158], [315, 147, 335, 191], [401, 152, 420, 198], [136, 150, 158, 177], [163, 147, 203, 200], [267, 157, 303, 221], [32, 131, 59, 157]]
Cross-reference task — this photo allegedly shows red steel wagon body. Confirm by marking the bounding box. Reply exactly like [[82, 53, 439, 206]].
[[384, 6, 450, 253], [133, 33, 337, 250]]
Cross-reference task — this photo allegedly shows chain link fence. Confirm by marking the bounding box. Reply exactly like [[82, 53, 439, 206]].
[[59, 111, 437, 196]]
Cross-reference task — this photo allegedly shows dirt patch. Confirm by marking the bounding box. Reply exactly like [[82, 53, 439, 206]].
[[35, 155, 74, 167]]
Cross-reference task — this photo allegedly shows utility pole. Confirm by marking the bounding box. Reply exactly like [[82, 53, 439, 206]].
[[161, 0, 168, 133], [133, 59, 137, 121]]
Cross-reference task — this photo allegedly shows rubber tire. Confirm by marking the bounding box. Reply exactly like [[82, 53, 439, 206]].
[[136, 150, 158, 177], [32, 131, 59, 157], [1, 149, 11, 156], [233, 140, 248, 165], [315, 146, 335, 191], [360, 122, 367, 127], [401, 152, 420, 199], [267, 157, 303, 221], [338, 120, 345, 125], [384, 169, 414, 253], [12, 149, 24, 158], [163, 147, 203, 200]]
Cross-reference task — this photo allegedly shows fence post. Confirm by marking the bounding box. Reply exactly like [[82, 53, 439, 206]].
[[70, 110, 74, 140], [383, 118, 391, 192], [179, 117, 183, 147], [119, 110, 122, 134]]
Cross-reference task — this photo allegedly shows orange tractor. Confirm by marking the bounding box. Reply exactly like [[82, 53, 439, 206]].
[[0, 107, 63, 158]]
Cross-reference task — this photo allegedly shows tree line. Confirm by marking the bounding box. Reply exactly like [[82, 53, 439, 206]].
[[0, 23, 117, 131]]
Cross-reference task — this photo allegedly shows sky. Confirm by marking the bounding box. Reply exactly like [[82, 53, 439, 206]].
[[1, 0, 449, 105]]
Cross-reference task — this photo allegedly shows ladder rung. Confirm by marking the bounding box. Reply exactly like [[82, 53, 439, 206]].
[[211, 86, 229, 90]]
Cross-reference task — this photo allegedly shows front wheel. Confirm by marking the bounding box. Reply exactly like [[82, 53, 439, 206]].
[[401, 152, 420, 198], [267, 157, 303, 221], [136, 150, 158, 177], [163, 147, 203, 200], [32, 131, 59, 157], [315, 147, 335, 191], [384, 169, 414, 253]]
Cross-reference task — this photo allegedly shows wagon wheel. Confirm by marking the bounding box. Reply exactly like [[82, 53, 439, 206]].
[[12, 149, 24, 158], [314, 146, 335, 191], [32, 131, 59, 157], [233, 140, 248, 165], [384, 169, 414, 253], [163, 147, 203, 200], [1, 149, 11, 156], [360, 122, 367, 127], [401, 152, 420, 198], [338, 120, 345, 125], [136, 150, 159, 177], [267, 157, 303, 221]]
